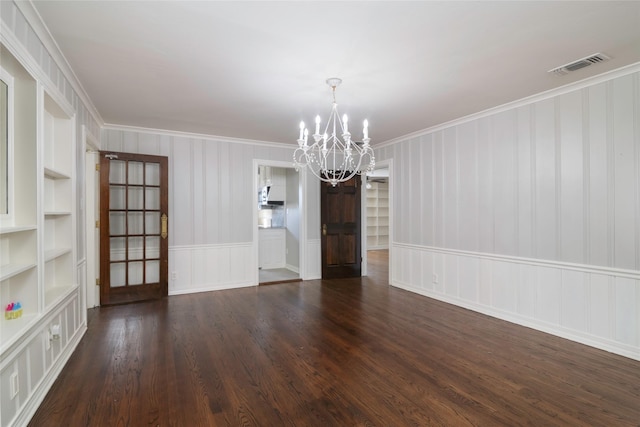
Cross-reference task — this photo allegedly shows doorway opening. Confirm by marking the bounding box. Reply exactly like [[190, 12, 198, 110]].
[[255, 161, 304, 285], [364, 162, 390, 283]]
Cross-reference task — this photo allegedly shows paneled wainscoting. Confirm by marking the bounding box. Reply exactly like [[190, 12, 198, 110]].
[[392, 243, 640, 361], [169, 239, 321, 295], [169, 243, 255, 295], [0, 288, 85, 427]]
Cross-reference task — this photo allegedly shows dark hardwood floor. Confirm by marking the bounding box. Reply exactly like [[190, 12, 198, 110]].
[[30, 250, 640, 426]]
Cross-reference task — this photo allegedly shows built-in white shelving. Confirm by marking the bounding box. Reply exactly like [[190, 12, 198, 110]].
[[1, 25, 84, 427], [42, 91, 75, 309], [0, 45, 39, 350], [0, 46, 77, 349], [366, 181, 389, 250]]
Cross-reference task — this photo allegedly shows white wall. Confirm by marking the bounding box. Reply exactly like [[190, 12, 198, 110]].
[[102, 127, 321, 292], [377, 66, 640, 360]]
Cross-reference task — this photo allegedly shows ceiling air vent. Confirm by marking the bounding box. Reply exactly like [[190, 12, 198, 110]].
[[548, 53, 611, 76]]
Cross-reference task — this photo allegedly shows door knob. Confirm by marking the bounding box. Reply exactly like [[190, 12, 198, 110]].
[[322, 224, 327, 236]]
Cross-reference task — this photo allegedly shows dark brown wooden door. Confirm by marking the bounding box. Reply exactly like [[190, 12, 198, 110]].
[[320, 176, 362, 279], [99, 151, 168, 305]]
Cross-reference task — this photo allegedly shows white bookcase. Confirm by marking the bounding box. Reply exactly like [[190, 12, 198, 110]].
[[366, 181, 389, 250], [1, 42, 82, 427], [42, 92, 75, 308]]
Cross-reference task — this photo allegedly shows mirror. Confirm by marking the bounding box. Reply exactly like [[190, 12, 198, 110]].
[[0, 77, 7, 215]]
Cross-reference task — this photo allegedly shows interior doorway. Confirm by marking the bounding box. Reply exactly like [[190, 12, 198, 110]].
[[364, 161, 391, 283], [99, 151, 169, 305], [254, 160, 305, 285]]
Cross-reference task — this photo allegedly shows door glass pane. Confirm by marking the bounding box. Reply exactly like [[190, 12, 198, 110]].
[[110, 186, 125, 209], [110, 212, 125, 235], [109, 160, 126, 184], [128, 237, 144, 260], [129, 262, 143, 285], [110, 263, 126, 287], [128, 212, 143, 234], [145, 163, 160, 186], [145, 212, 160, 234], [110, 237, 126, 261], [145, 187, 160, 210], [128, 161, 144, 185], [146, 236, 160, 258], [146, 260, 159, 283], [128, 187, 144, 210]]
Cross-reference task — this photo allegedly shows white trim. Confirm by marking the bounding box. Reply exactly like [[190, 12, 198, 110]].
[[391, 243, 640, 361], [169, 281, 255, 296], [83, 141, 99, 309], [104, 123, 294, 150], [376, 61, 640, 149], [0, 66, 15, 227], [394, 242, 640, 280], [14, 0, 104, 127], [392, 279, 640, 361], [83, 124, 100, 152]]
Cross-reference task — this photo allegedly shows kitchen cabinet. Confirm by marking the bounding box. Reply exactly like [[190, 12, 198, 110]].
[[258, 228, 286, 269]]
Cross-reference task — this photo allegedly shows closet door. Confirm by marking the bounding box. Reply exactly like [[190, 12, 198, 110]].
[[99, 151, 168, 305]]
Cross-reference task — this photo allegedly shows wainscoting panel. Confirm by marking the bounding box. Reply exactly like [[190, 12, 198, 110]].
[[169, 243, 255, 295], [392, 243, 640, 361], [0, 290, 85, 427]]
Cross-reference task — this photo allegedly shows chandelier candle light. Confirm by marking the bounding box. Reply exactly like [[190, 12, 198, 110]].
[[294, 78, 375, 186]]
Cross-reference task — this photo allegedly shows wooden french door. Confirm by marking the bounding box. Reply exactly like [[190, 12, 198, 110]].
[[320, 176, 362, 279], [99, 151, 168, 305]]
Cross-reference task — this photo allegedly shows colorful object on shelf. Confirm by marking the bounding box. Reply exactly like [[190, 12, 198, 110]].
[[5, 302, 23, 320]]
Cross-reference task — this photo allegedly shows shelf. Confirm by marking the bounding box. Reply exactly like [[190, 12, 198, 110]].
[[45, 285, 76, 308], [0, 313, 39, 353], [365, 181, 389, 250], [0, 225, 37, 235], [45, 248, 72, 262], [44, 167, 71, 180], [0, 262, 37, 281]]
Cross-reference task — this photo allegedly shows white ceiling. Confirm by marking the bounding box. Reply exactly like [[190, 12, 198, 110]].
[[31, 1, 640, 145]]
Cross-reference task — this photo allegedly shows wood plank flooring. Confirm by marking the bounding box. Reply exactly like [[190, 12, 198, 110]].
[[30, 250, 640, 426]]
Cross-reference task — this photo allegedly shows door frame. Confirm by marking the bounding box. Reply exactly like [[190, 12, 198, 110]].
[[82, 125, 100, 308], [99, 151, 169, 305], [361, 158, 393, 284], [252, 159, 307, 283]]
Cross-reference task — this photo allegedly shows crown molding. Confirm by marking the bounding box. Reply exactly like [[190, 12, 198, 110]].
[[376, 61, 640, 149], [16, 1, 104, 127], [102, 123, 295, 150]]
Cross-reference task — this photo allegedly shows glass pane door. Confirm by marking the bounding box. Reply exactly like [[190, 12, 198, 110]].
[[100, 152, 168, 305]]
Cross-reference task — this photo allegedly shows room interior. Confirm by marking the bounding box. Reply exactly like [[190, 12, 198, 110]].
[[1, 1, 639, 426]]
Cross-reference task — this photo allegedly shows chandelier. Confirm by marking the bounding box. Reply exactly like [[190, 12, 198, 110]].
[[293, 78, 375, 186]]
